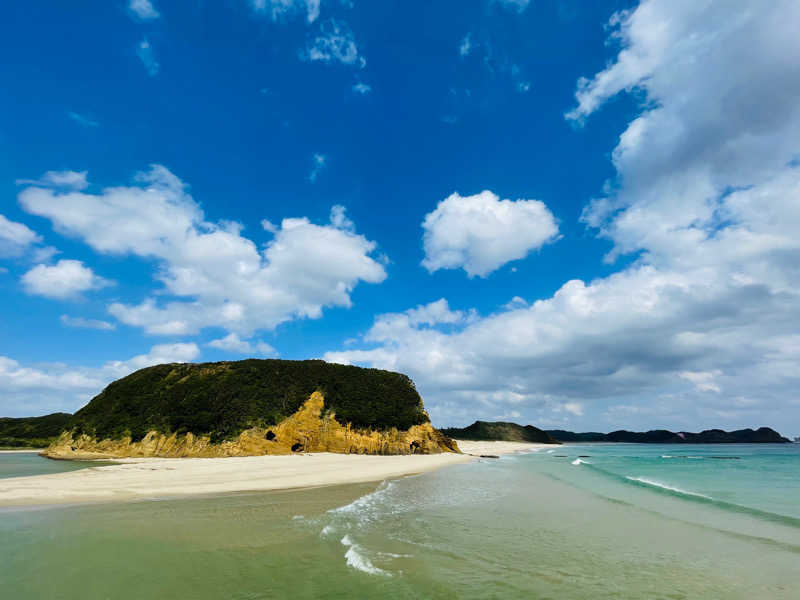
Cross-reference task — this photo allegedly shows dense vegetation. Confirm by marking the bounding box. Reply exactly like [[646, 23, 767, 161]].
[[0, 413, 73, 448], [69, 359, 430, 442], [547, 427, 790, 443], [440, 421, 559, 444]]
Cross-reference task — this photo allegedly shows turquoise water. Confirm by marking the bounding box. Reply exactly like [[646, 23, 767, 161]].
[[0, 451, 114, 479], [1, 444, 798, 598], [537, 443, 800, 519]]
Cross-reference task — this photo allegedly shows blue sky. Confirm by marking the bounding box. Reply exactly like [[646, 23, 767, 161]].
[[2, 0, 799, 436]]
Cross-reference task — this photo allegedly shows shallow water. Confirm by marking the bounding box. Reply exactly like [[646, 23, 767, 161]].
[[0, 451, 114, 479], [1, 445, 798, 598]]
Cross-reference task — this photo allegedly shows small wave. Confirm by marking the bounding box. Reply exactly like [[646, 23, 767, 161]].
[[625, 476, 712, 499], [329, 480, 394, 518], [340, 535, 390, 576], [320, 525, 334, 537], [546, 449, 555, 454], [661, 455, 704, 459], [571, 458, 589, 465]]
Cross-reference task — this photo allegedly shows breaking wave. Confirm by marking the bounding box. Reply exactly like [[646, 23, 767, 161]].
[[340, 535, 391, 576]]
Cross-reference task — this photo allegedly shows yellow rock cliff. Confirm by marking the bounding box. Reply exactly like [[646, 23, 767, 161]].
[[43, 391, 460, 459]]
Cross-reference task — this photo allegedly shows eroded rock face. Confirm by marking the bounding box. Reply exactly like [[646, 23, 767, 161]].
[[43, 392, 460, 459]]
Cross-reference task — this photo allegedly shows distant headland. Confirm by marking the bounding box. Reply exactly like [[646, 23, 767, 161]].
[[440, 421, 790, 444], [440, 421, 560, 444], [4, 359, 459, 458]]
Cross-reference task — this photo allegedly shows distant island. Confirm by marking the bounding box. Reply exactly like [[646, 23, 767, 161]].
[[440, 421, 560, 444], [23, 359, 459, 459], [438, 421, 790, 444], [546, 427, 790, 443]]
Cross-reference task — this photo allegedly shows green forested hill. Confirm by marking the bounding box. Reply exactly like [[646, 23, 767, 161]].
[[69, 359, 430, 442], [440, 421, 559, 444], [0, 413, 73, 447]]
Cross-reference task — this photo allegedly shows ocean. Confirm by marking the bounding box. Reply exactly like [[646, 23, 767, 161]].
[[1, 444, 798, 598]]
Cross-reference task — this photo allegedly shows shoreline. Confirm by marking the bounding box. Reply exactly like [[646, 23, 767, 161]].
[[0, 440, 550, 508]]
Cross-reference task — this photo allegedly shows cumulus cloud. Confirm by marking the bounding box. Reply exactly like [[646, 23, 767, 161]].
[[251, 0, 321, 23], [352, 82, 371, 95], [421, 190, 559, 277], [0, 343, 199, 416], [16, 170, 88, 191], [304, 19, 364, 67], [137, 38, 160, 76], [18, 165, 386, 335], [103, 342, 200, 380], [0, 214, 41, 258], [21, 259, 112, 299], [128, 0, 160, 20], [60, 315, 116, 331], [327, 0, 800, 433], [207, 333, 277, 356]]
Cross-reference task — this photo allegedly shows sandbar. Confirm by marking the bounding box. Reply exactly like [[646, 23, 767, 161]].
[[0, 440, 555, 507], [454, 440, 556, 456], [0, 452, 473, 507]]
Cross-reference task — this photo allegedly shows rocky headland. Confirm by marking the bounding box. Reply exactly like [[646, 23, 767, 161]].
[[40, 359, 459, 459]]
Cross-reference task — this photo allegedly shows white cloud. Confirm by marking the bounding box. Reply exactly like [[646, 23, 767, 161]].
[[306, 0, 320, 23], [421, 190, 559, 277], [251, 0, 321, 23], [459, 33, 473, 57], [679, 371, 721, 393], [60, 315, 116, 331], [21, 259, 112, 299], [308, 153, 327, 182], [207, 333, 277, 356], [18, 165, 386, 335], [16, 170, 88, 191], [67, 112, 99, 128], [137, 38, 160, 76], [304, 19, 364, 67], [0, 214, 41, 258], [327, 0, 800, 433], [352, 82, 371, 95], [103, 342, 200, 379], [128, 0, 160, 20], [0, 343, 199, 416]]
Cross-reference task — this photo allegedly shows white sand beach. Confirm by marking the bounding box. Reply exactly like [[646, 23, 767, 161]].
[[454, 440, 555, 456], [0, 440, 553, 507], [0, 452, 471, 507]]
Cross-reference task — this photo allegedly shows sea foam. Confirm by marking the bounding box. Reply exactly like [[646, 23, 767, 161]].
[[340, 535, 390, 576]]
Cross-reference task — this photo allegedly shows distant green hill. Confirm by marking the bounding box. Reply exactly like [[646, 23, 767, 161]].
[[547, 427, 790, 443], [0, 413, 73, 448], [440, 421, 559, 444], [69, 359, 431, 443]]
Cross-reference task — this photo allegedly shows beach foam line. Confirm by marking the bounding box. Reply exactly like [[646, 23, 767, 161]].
[[625, 476, 712, 499], [341, 535, 390, 576]]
